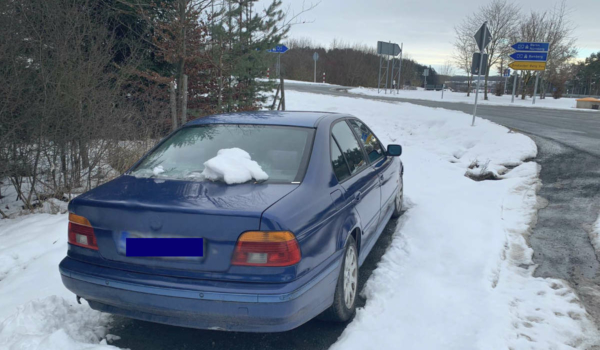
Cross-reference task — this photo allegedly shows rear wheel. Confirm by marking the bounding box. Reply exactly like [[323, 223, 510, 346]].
[[320, 236, 358, 322], [392, 175, 403, 218]]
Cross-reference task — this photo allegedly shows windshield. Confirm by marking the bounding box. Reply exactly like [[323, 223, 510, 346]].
[[130, 124, 315, 183]]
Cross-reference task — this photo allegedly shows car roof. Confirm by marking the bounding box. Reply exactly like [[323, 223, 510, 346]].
[[184, 111, 344, 128]]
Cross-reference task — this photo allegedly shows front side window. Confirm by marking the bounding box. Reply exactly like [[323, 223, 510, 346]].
[[331, 121, 367, 175], [131, 125, 314, 183], [348, 119, 384, 163]]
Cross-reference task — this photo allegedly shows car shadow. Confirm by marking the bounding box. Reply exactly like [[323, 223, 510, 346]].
[[111, 215, 402, 350]]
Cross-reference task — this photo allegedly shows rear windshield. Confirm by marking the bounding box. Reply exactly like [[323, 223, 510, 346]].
[[130, 124, 315, 183]]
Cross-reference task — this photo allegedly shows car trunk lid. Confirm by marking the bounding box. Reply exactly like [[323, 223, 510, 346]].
[[70, 176, 297, 275]]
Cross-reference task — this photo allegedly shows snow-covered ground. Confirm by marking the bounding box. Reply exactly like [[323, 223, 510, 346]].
[[0, 91, 597, 349], [349, 86, 590, 111], [0, 214, 118, 349], [284, 92, 598, 349]]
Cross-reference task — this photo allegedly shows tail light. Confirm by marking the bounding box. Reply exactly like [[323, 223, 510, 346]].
[[68, 213, 98, 250], [231, 231, 301, 267]]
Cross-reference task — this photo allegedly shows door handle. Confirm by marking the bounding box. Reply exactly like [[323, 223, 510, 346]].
[[354, 191, 361, 202]]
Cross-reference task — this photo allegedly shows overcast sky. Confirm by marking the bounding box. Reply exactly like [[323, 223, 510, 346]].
[[256, 0, 599, 73]]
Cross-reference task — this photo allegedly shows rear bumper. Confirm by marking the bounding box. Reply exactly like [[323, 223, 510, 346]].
[[59, 256, 341, 332]]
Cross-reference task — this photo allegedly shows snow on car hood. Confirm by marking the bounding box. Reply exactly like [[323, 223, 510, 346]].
[[201, 148, 268, 184]]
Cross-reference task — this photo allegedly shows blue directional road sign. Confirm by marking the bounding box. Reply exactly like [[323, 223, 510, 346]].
[[511, 42, 550, 52], [267, 45, 289, 54], [503, 69, 511, 77], [510, 52, 548, 62]]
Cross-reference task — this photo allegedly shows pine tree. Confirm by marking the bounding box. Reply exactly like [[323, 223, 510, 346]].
[[211, 0, 287, 112]]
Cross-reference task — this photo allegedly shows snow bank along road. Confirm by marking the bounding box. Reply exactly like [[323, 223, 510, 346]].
[[287, 82, 600, 158], [1, 91, 599, 349]]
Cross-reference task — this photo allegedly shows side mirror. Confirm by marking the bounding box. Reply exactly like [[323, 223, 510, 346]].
[[387, 144, 402, 157]]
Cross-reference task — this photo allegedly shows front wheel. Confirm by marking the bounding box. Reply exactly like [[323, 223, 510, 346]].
[[320, 236, 358, 322], [392, 175, 403, 218]]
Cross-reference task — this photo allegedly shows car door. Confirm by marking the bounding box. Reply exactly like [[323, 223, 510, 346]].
[[331, 120, 381, 245], [346, 119, 395, 224]]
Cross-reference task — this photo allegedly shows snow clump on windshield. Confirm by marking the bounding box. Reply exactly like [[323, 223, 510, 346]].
[[201, 148, 268, 184]]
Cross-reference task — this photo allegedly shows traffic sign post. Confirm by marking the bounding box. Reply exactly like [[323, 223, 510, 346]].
[[472, 21, 491, 126], [511, 73, 518, 103], [511, 42, 550, 52], [267, 45, 289, 78], [471, 53, 488, 75], [423, 68, 429, 90], [267, 45, 289, 53], [313, 52, 319, 83], [503, 69, 511, 94], [397, 43, 403, 93], [508, 61, 546, 71], [533, 74, 540, 105], [509, 52, 548, 61], [376, 41, 402, 93], [508, 42, 549, 105]]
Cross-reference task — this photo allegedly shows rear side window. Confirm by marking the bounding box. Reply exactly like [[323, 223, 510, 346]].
[[331, 121, 367, 175], [348, 119, 384, 163], [331, 136, 351, 181]]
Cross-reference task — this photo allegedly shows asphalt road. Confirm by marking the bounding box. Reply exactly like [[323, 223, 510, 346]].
[[286, 83, 600, 157], [525, 134, 600, 335]]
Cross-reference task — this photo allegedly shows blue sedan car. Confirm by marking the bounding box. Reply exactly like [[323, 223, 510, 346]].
[[60, 111, 403, 332]]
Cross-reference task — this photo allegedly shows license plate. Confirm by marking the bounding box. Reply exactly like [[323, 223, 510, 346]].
[[118, 232, 204, 257]]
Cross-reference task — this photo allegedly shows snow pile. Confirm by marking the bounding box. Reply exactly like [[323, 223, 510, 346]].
[[349, 86, 582, 111], [201, 148, 268, 184], [0, 214, 72, 316], [0, 296, 116, 350], [152, 165, 165, 176], [0, 214, 116, 349], [285, 91, 599, 349]]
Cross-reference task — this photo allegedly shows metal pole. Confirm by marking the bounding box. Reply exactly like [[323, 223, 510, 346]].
[[441, 84, 444, 99], [314, 59, 316, 83], [384, 41, 391, 93], [472, 21, 487, 126], [277, 54, 280, 77], [533, 74, 539, 105], [384, 57, 390, 94], [390, 57, 395, 94], [511, 73, 517, 103], [504, 75, 508, 94], [377, 56, 383, 93], [397, 43, 403, 93]]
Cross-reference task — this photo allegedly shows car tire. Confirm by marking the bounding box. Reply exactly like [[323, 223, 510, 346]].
[[320, 236, 358, 322], [392, 175, 403, 218]]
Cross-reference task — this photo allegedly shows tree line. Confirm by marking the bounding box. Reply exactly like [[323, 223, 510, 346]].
[[279, 38, 441, 88], [569, 52, 600, 96]]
